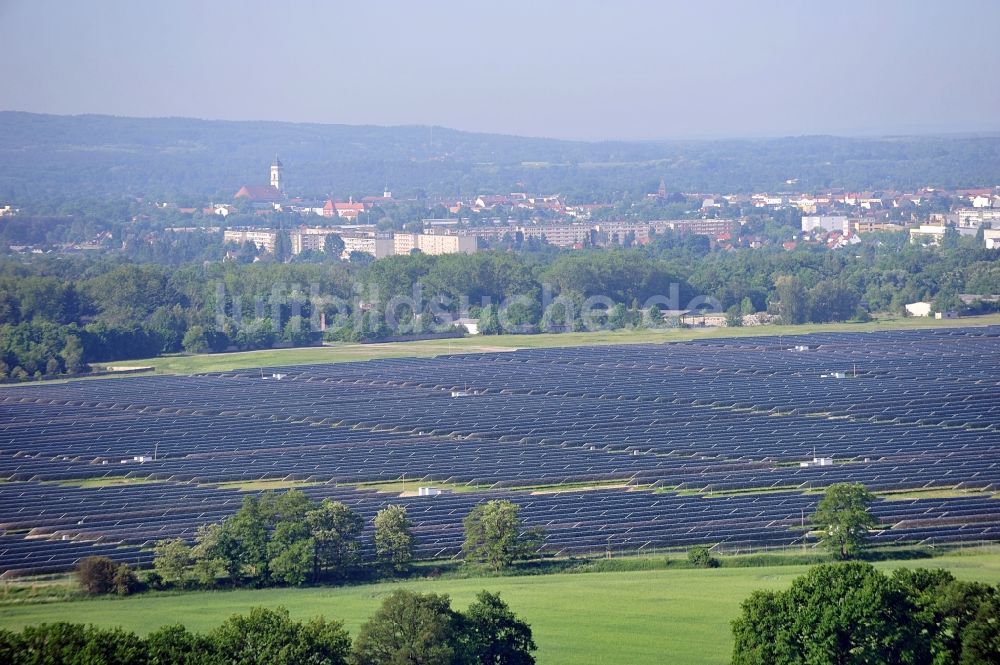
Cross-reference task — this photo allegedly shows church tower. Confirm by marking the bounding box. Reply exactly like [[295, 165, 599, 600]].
[[270, 155, 284, 193]]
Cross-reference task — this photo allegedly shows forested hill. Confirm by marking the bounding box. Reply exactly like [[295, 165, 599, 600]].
[[1, 111, 999, 202]]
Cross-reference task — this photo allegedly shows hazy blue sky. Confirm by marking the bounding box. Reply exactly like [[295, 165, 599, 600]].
[[1, 0, 998, 140]]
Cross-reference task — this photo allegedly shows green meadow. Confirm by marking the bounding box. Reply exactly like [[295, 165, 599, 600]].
[[2, 550, 998, 665]]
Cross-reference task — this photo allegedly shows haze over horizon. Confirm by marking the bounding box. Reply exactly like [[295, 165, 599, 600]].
[[1, 0, 998, 142]]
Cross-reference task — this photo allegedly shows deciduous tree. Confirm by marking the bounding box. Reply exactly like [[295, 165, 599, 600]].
[[77, 556, 121, 595], [352, 590, 460, 665], [307, 499, 363, 581], [211, 606, 350, 665], [145, 624, 219, 665], [812, 482, 876, 559], [154, 538, 194, 586], [732, 562, 923, 665], [462, 591, 537, 665], [463, 500, 544, 571], [374, 505, 415, 575]]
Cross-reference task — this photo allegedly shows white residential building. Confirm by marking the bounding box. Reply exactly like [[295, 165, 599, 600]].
[[984, 228, 1000, 249], [802, 216, 849, 234], [393, 233, 477, 256], [342, 235, 394, 260], [223, 229, 278, 253], [956, 208, 1000, 228], [909, 225, 949, 245]]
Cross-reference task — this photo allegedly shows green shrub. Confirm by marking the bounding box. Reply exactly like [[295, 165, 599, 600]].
[[687, 546, 719, 568]]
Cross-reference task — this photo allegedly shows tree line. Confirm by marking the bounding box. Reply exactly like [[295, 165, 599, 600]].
[[1, 229, 998, 378], [147, 493, 544, 590], [151, 492, 414, 588], [132, 482, 869, 595], [0, 590, 536, 665]]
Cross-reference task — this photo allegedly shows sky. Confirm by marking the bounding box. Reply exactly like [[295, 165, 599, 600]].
[[1, 0, 998, 141]]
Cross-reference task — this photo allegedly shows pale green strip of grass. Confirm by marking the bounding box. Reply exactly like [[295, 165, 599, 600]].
[[876, 487, 1000, 501], [44, 313, 1000, 378], [48, 476, 164, 489], [351, 480, 489, 494], [207, 479, 325, 492], [520, 479, 648, 494]]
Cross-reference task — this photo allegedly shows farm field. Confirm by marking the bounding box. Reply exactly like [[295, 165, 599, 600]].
[[2, 325, 1000, 577], [103, 314, 1000, 376], [2, 550, 999, 665]]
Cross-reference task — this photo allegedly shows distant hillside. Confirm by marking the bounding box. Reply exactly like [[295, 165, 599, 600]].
[[0, 111, 998, 202]]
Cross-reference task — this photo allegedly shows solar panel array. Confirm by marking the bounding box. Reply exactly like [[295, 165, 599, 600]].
[[1, 326, 998, 576]]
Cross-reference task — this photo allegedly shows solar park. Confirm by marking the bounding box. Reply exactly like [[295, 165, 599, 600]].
[[1, 326, 999, 578]]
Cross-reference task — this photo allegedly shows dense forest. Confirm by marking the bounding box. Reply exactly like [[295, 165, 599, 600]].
[[2, 112, 1000, 202], [1, 224, 997, 380]]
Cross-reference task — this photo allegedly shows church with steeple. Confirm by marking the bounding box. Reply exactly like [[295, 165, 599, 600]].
[[234, 156, 286, 202], [270, 155, 283, 194]]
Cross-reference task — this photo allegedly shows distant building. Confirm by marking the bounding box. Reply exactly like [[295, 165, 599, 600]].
[[681, 311, 727, 327], [984, 228, 1000, 249], [233, 185, 283, 202], [909, 225, 949, 245], [290, 227, 339, 255], [959, 293, 1000, 305], [223, 225, 472, 260], [520, 224, 593, 248], [789, 196, 819, 213], [342, 235, 395, 260], [595, 221, 657, 245], [323, 198, 367, 220], [802, 215, 848, 234], [849, 219, 906, 234], [565, 203, 612, 218], [957, 208, 1000, 228], [393, 233, 477, 256], [905, 302, 932, 317], [646, 179, 669, 200], [661, 218, 740, 236], [474, 195, 510, 209], [234, 156, 286, 202], [454, 317, 480, 335], [422, 218, 461, 228], [843, 193, 884, 209], [910, 224, 978, 244], [752, 194, 784, 207], [223, 229, 278, 253], [270, 156, 283, 194]]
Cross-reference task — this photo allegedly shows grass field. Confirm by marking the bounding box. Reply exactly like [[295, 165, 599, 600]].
[[91, 313, 1000, 376], [2, 550, 998, 665]]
